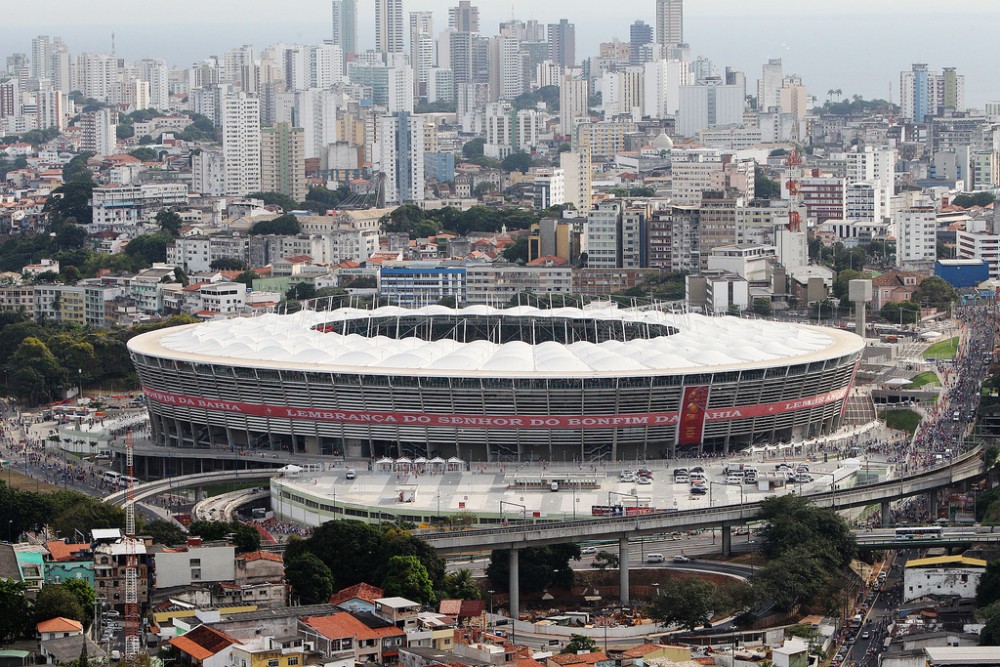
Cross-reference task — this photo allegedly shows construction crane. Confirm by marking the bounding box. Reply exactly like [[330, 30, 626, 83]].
[[123, 428, 140, 658], [784, 148, 804, 232]]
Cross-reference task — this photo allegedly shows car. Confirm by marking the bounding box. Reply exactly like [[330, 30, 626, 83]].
[[861, 631, 871, 640], [345, 469, 356, 480], [645, 553, 665, 563], [580, 546, 598, 554], [619, 470, 636, 482], [690, 486, 707, 495], [672, 555, 690, 563], [104, 610, 120, 618], [636, 476, 652, 485]]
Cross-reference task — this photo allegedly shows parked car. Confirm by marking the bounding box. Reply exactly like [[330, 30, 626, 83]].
[[673, 555, 690, 563]]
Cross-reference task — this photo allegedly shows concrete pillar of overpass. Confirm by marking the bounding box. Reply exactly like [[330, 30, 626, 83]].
[[619, 536, 630, 603], [929, 489, 939, 518], [508, 549, 519, 622], [881, 500, 891, 528], [194, 486, 203, 503], [721, 525, 732, 558]]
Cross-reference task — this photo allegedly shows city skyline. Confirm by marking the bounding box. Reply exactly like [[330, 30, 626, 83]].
[[3, 1, 1000, 105]]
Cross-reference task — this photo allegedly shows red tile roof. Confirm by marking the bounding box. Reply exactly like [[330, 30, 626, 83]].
[[169, 625, 240, 661], [37, 618, 83, 634], [239, 551, 283, 564], [329, 582, 384, 606], [549, 652, 608, 665], [45, 541, 90, 562]]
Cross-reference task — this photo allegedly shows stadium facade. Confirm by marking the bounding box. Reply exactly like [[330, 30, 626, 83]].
[[127, 305, 865, 461]]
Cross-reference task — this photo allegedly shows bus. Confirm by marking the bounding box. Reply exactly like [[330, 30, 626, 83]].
[[101, 471, 122, 486], [894, 526, 943, 540]]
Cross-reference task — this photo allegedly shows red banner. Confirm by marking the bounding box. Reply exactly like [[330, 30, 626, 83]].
[[141, 386, 849, 431], [677, 386, 711, 445]]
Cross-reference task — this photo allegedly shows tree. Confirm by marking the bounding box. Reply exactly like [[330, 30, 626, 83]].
[[880, 301, 920, 325], [284, 552, 335, 604], [51, 498, 124, 538], [250, 214, 301, 235], [0, 580, 32, 647], [592, 550, 619, 571], [754, 167, 781, 199], [382, 555, 435, 604], [44, 181, 96, 224], [502, 237, 529, 264], [62, 153, 95, 185], [977, 561, 1000, 608], [441, 569, 480, 600], [648, 578, 718, 630], [914, 276, 958, 311], [7, 337, 67, 404], [124, 233, 173, 266], [952, 192, 996, 209], [561, 634, 599, 654], [757, 495, 855, 569], [501, 152, 534, 173], [473, 182, 497, 197], [487, 544, 580, 593], [186, 520, 260, 553], [76, 638, 89, 667], [462, 138, 486, 158], [286, 282, 317, 302], [63, 579, 97, 629], [210, 258, 248, 271], [129, 147, 158, 162], [156, 209, 183, 237], [751, 298, 772, 317], [248, 191, 298, 212], [144, 519, 188, 546], [298, 520, 384, 588], [981, 605, 1000, 646], [34, 584, 85, 625]]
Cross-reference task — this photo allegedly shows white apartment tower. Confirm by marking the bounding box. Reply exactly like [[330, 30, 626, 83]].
[[449, 1, 480, 33], [559, 75, 589, 137], [757, 58, 782, 112], [374, 112, 426, 204], [294, 88, 339, 165], [410, 12, 435, 98], [375, 0, 405, 54], [136, 59, 170, 111], [488, 35, 524, 102], [222, 92, 262, 196], [656, 0, 683, 49], [80, 108, 118, 157]]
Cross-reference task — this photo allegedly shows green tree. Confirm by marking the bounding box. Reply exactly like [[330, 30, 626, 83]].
[[44, 181, 96, 224], [757, 495, 855, 569], [914, 276, 958, 311], [880, 301, 920, 325], [129, 147, 158, 162], [382, 555, 435, 604], [62, 579, 97, 629], [952, 192, 996, 208], [284, 552, 335, 604], [982, 605, 1000, 646], [503, 237, 529, 264], [248, 191, 298, 212], [648, 578, 718, 630], [462, 138, 486, 158], [250, 214, 301, 235], [144, 519, 188, 546], [751, 298, 772, 317], [752, 546, 828, 612], [486, 544, 580, 593], [156, 209, 183, 237], [286, 282, 317, 302], [7, 337, 67, 404], [186, 521, 260, 553], [561, 634, 599, 654], [441, 569, 480, 600], [124, 233, 173, 266], [62, 153, 95, 185], [295, 520, 384, 587], [592, 550, 619, 571], [234, 270, 260, 286], [501, 152, 534, 173], [51, 498, 124, 538], [473, 182, 497, 197], [0, 579, 32, 647], [33, 584, 85, 625], [754, 167, 781, 199], [977, 561, 1000, 608]]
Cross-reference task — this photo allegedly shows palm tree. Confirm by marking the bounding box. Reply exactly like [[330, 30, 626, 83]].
[[827, 89, 835, 102]]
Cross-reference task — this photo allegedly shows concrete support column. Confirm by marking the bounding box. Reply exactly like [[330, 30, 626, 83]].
[[619, 536, 630, 603], [508, 549, 519, 622], [929, 489, 939, 518], [721, 524, 732, 557], [881, 500, 891, 528]]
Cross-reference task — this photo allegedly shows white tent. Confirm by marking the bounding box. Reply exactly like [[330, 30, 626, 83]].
[[920, 331, 943, 339], [884, 378, 913, 386]]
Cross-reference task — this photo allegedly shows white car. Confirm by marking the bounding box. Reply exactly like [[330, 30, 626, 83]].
[[345, 469, 356, 480], [673, 555, 690, 563], [580, 546, 598, 554], [636, 476, 652, 485]]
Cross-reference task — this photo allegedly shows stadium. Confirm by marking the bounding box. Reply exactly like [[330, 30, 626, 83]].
[[127, 304, 866, 462]]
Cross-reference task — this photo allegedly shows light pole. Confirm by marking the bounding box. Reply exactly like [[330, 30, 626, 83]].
[[487, 590, 494, 631]]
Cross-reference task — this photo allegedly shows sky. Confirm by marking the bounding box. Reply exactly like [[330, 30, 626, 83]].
[[4, 0, 1000, 106]]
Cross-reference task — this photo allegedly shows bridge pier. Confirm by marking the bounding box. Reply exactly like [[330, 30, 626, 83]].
[[508, 549, 519, 622], [619, 536, 629, 603], [721, 525, 732, 557], [881, 500, 891, 528], [929, 489, 939, 519]]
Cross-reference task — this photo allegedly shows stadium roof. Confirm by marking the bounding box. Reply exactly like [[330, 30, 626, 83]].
[[133, 305, 865, 377]]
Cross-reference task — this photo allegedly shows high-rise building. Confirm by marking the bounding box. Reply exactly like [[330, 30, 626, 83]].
[[410, 12, 435, 98], [331, 0, 358, 60], [222, 92, 262, 196], [629, 21, 654, 66], [900, 63, 965, 121], [80, 108, 118, 157], [548, 20, 575, 69], [374, 112, 426, 204], [655, 0, 683, 49], [294, 88, 338, 165], [375, 0, 405, 54], [559, 75, 589, 137], [137, 59, 169, 111], [36, 86, 65, 130], [311, 43, 345, 88], [77, 53, 119, 103], [757, 58, 782, 112], [677, 78, 745, 137], [449, 1, 480, 33], [261, 122, 307, 203], [0, 79, 20, 119], [488, 35, 523, 102]]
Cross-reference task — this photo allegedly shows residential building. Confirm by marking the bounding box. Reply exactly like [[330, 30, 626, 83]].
[[676, 78, 744, 137], [559, 76, 589, 137], [378, 263, 465, 306], [37, 618, 84, 642], [586, 200, 624, 268], [897, 206, 938, 266], [449, 1, 479, 33], [548, 20, 575, 69], [629, 21, 653, 66], [685, 271, 750, 314], [93, 537, 151, 611], [261, 122, 307, 202], [647, 205, 700, 272], [533, 168, 565, 209], [169, 624, 240, 667], [299, 612, 406, 663], [903, 555, 986, 602], [465, 264, 573, 305], [900, 63, 966, 122], [410, 12, 435, 98], [870, 270, 925, 310], [757, 58, 782, 112], [560, 146, 592, 212], [655, 0, 684, 49], [375, 0, 405, 54], [374, 112, 426, 204], [222, 92, 262, 196], [90, 183, 189, 231], [331, 0, 358, 61], [80, 108, 117, 157]]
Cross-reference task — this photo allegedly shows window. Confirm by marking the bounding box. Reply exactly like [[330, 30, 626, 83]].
[[288, 659, 299, 666], [268, 660, 280, 667]]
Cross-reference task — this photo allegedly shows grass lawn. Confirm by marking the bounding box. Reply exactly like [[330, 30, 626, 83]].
[[1, 468, 65, 493], [924, 337, 960, 360], [879, 409, 923, 434], [909, 371, 941, 388]]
